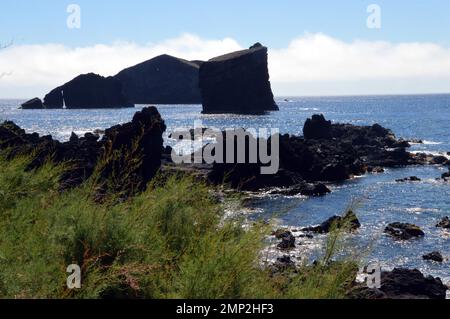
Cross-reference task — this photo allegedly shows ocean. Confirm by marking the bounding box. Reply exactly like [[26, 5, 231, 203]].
[[1, 94, 450, 288]]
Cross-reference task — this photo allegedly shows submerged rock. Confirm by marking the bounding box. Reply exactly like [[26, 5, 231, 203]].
[[115, 54, 202, 104], [43, 73, 134, 109], [423, 251, 444, 263], [200, 43, 278, 114], [396, 176, 421, 182], [349, 268, 448, 299], [384, 222, 425, 240]]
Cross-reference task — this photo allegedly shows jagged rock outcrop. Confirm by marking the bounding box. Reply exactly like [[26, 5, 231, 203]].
[[0, 107, 165, 195], [384, 222, 425, 240], [301, 210, 361, 233], [43, 73, 134, 109], [199, 43, 278, 114], [21, 97, 44, 109], [203, 114, 425, 192], [115, 54, 202, 104], [98, 107, 166, 193], [423, 252, 444, 263], [349, 268, 448, 299], [303, 114, 332, 139]]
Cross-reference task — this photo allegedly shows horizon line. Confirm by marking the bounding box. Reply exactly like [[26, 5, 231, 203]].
[[3, 92, 450, 101]]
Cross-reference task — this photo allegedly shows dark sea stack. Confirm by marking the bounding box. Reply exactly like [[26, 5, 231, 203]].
[[115, 54, 202, 104], [349, 268, 448, 299], [21, 97, 44, 109], [43, 73, 134, 109], [199, 43, 278, 114]]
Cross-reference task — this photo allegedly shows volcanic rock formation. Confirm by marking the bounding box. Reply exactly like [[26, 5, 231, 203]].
[[0, 106, 165, 195], [199, 43, 278, 114], [43, 73, 133, 109], [114, 54, 202, 104]]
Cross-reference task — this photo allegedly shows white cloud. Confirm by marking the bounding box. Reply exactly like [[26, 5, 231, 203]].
[[269, 33, 450, 95], [2, 33, 450, 98], [0, 34, 242, 98]]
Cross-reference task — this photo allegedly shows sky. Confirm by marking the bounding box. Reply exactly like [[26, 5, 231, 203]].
[[1, 0, 450, 98]]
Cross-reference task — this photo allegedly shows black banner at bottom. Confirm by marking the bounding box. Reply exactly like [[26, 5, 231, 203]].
[[0, 299, 447, 318]]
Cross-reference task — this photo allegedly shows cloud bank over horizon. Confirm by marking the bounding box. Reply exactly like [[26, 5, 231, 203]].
[[2, 33, 450, 99]]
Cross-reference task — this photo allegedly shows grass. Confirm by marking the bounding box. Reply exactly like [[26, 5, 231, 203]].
[[0, 152, 359, 299]]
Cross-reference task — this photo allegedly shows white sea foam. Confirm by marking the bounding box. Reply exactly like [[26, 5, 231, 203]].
[[405, 207, 440, 214], [411, 150, 450, 160], [422, 140, 443, 145]]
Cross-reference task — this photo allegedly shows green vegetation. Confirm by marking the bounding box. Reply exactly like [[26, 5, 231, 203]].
[[0, 153, 358, 299]]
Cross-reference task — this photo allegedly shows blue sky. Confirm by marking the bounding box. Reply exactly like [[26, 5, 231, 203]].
[[2, 1, 450, 98], [1, 0, 449, 48]]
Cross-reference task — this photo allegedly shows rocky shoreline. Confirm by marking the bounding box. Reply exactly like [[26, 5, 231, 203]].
[[164, 113, 449, 194], [1, 107, 449, 299], [0, 106, 165, 196]]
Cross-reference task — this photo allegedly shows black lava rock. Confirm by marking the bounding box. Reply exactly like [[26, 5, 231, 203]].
[[423, 252, 444, 263], [436, 216, 450, 229], [200, 43, 278, 114], [0, 106, 165, 196], [43, 73, 133, 109], [21, 97, 44, 109], [115, 54, 202, 104], [396, 176, 421, 182], [302, 210, 361, 234], [276, 231, 296, 250], [384, 222, 425, 240], [349, 268, 448, 299], [303, 114, 332, 139]]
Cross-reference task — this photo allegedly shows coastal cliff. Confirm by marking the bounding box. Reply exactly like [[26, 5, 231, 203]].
[[115, 54, 202, 104], [43, 73, 133, 109], [22, 54, 203, 109]]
